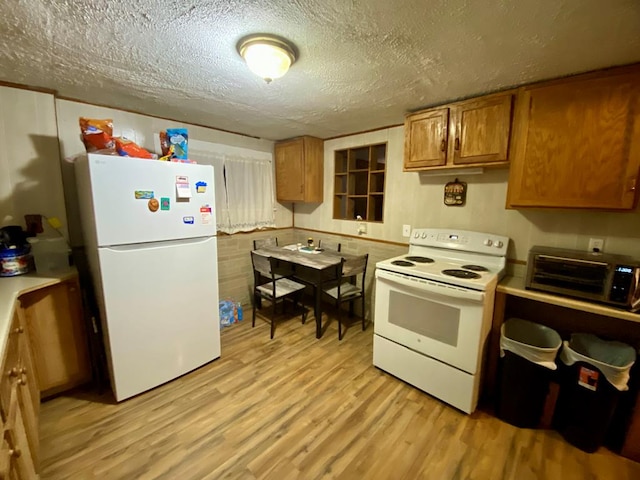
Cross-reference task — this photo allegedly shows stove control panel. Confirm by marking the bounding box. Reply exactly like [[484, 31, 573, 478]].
[[411, 228, 509, 256]]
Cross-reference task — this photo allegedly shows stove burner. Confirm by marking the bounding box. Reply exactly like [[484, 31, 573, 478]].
[[405, 256, 434, 263], [442, 269, 481, 279], [392, 260, 415, 267], [462, 265, 488, 272]]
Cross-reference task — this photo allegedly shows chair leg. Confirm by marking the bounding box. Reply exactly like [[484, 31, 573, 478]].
[[361, 295, 366, 331], [337, 301, 343, 341], [271, 299, 277, 339], [297, 292, 306, 324], [252, 293, 257, 328]]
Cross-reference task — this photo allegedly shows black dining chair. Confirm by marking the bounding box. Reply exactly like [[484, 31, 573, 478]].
[[317, 239, 341, 252], [322, 254, 369, 340], [253, 237, 278, 250], [251, 252, 307, 339]]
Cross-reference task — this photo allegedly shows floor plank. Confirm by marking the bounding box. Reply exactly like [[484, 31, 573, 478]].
[[39, 314, 640, 479]]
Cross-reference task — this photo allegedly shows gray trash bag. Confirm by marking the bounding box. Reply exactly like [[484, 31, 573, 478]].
[[500, 318, 562, 370], [559, 333, 636, 391]]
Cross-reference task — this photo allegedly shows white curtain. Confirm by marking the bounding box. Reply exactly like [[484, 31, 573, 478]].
[[223, 155, 276, 233], [189, 149, 230, 232]]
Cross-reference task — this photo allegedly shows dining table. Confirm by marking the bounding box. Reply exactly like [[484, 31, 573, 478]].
[[252, 244, 357, 338]]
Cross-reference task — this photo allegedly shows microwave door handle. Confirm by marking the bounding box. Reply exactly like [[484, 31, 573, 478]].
[[375, 269, 486, 303], [537, 254, 608, 267]]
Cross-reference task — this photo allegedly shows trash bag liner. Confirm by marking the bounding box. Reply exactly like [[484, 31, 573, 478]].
[[500, 318, 562, 370], [559, 333, 636, 391]]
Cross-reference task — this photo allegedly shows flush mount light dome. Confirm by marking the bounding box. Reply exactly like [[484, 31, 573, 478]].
[[237, 34, 297, 83]]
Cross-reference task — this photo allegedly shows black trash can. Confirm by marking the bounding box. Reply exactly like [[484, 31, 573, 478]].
[[496, 318, 562, 428], [552, 334, 636, 453]]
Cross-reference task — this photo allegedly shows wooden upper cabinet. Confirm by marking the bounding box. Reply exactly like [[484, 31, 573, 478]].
[[507, 67, 640, 210], [404, 92, 514, 171], [404, 108, 449, 169], [275, 136, 324, 203], [450, 94, 513, 165]]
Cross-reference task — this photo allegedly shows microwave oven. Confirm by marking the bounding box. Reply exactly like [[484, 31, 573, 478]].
[[526, 246, 640, 312]]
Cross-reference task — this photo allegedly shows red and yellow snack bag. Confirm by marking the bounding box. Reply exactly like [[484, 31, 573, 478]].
[[79, 118, 116, 153], [115, 137, 154, 159]]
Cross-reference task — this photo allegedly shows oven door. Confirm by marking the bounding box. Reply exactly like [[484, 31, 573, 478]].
[[374, 269, 487, 374]]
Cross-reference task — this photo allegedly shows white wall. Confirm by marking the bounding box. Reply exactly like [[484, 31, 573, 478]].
[[55, 99, 292, 246], [294, 126, 640, 262], [0, 86, 68, 237]]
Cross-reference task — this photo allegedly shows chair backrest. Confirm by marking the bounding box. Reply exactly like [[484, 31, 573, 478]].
[[318, 240, 341, 252], [251, 251, 272, 278], [251, 252, 297, 281], [253, 237, 278, 250], [341, 254, 368, 284]]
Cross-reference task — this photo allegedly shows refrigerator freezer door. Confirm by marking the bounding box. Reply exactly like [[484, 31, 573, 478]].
[[80, 154, 217, 246], [97, 236, 220, 401]]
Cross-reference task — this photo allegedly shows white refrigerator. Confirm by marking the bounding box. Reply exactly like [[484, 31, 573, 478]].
[[75, 154, 221, 401]]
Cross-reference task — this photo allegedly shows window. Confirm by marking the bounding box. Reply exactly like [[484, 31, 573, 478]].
[[190, 141, 276, 234], [333, 143, 386, 221]]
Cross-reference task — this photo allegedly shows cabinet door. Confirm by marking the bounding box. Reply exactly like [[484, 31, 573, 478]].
[[1, 317, 38, 478], [14, 310, 39, 471], [21, 280, 91, 397], [275, 139, 305, 202], [14, 309, 38, 418], [403, 108, 449, 169], [450, 94, 513, 165], [507, 70, 640, 209], [3, 382, 37, 480], [301, 136, 324, 203]]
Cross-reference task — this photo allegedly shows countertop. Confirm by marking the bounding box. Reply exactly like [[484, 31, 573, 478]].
[[0, 269, 78, 360], [498, 276, 640, 324]]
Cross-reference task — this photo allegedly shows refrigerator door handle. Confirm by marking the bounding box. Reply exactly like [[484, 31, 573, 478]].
[[103, 236, 216, 251]]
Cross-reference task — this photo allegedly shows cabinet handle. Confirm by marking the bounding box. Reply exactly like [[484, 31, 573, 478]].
[[18, 377, 26, 386], [7, 368, 18, 377], [628, 176, 637, 192], [8, 448, 21, 458], [440, 139, 446, 152], [454, 138, 460, 150], [19, 368, 27, 375], [69, 287, 76, 292], [13, 326, 24, 334]]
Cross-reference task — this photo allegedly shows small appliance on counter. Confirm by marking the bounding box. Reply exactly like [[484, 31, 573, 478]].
[[0, 225, 32, 277], [526, 246, 640, 312]]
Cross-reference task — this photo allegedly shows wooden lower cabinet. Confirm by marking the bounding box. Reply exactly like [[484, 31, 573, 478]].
[[1, 312, 39, 479], [20, 279, 91, 398]]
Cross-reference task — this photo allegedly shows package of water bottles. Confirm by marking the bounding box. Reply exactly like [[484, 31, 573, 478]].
[[219, 300, 243, 329]]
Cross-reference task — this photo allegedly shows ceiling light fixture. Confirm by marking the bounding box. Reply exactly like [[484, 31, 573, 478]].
[[237, 34, 297, 83]]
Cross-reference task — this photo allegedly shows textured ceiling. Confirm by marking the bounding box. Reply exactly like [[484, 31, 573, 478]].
[[1, 0, 639, 141]]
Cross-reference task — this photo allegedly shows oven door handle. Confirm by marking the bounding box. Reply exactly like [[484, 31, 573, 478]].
[[376, 269, 486, 303]]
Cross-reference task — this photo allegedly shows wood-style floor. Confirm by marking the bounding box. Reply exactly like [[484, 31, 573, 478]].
[[40, 313, 640, 479]]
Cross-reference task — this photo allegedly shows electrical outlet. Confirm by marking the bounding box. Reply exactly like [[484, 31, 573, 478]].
[[588, 238, 604, 253], [402, 225, 411, 237]]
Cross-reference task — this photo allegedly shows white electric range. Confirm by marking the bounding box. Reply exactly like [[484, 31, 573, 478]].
[[373, 228, 509, 414]]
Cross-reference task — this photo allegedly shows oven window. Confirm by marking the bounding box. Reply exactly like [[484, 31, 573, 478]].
[[388, 291, 460, 346]]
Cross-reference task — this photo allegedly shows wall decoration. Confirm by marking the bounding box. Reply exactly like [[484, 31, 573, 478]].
[[444, 178, 467, 206]]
